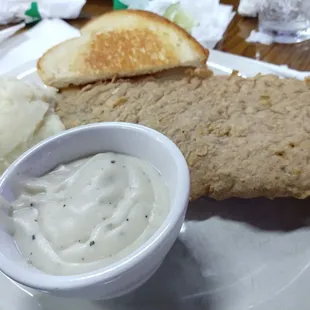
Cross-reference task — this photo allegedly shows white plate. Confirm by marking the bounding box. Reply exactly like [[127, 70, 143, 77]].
[[2, 53, 310, 310]]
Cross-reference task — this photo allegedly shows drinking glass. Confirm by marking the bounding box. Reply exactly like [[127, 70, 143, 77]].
[[258, 0, 310, 43]]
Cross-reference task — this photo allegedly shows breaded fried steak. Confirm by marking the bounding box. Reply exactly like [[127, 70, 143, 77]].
[[56, 70, 310, 200]]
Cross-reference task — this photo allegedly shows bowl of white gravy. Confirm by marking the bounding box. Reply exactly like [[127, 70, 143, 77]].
[[0, 122, 190, 299]]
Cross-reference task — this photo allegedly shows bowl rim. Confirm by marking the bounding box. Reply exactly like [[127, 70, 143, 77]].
[[0, 122, 190, 291]]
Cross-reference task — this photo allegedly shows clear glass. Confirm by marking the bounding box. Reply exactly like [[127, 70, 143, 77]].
[[258, 0, 310, 43]]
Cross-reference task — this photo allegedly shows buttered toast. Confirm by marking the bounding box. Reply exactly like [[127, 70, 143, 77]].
[[37, 10, 208, 88]]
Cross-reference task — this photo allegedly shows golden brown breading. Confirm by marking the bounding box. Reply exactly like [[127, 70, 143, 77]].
[[56, 71, 310, 200]]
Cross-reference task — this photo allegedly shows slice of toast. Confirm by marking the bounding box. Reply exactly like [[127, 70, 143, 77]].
[[37, 10, 209, 89]]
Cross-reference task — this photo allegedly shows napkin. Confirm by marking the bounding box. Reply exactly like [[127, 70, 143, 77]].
[[0, 0, 85, 45], [246, 30, 273, 45], [238, 0, 260, 16], [120, 0, 235, 49], [0, 22, 26, 45], [0, 19, 79, 74], [0, 0, 86, 24]]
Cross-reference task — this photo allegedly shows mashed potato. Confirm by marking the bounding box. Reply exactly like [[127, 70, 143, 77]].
[[0, 78, 65, 174]]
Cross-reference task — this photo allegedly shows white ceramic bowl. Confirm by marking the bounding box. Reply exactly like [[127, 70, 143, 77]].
[[0, 122, 190, 300]]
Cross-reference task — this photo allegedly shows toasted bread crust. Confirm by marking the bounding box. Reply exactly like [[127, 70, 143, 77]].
[[37, 10, 209, 88], [82, 10, 209, 63], [37, 37, 79, 80]]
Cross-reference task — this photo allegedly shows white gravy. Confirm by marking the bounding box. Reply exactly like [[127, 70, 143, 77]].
[[12, 153, 170, 275]]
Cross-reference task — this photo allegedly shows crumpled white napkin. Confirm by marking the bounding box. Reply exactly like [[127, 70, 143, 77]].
[[0, 23, 26, 44], [246, 30, 274, 44], [0, 19, 79, 74], [0, 0, 86, 24], [238, 0, 260, 16], [0, 0, 85, 45], [121, 0, 235, 49]]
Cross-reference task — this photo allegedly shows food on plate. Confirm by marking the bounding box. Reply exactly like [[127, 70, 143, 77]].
[[12, 152, 170, 275], [0, 78, 64, 174], [37, 10, 208, 89], [56, 69, 310, 200]]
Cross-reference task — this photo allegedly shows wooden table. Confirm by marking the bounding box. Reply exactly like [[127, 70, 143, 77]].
[[3, 0, 310, 71]]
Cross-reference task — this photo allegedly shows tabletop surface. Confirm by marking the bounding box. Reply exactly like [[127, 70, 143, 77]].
[[2, 0, 310, 71]]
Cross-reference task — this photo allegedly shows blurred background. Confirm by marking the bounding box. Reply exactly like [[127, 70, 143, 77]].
[[1, 0, 310, 71]]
